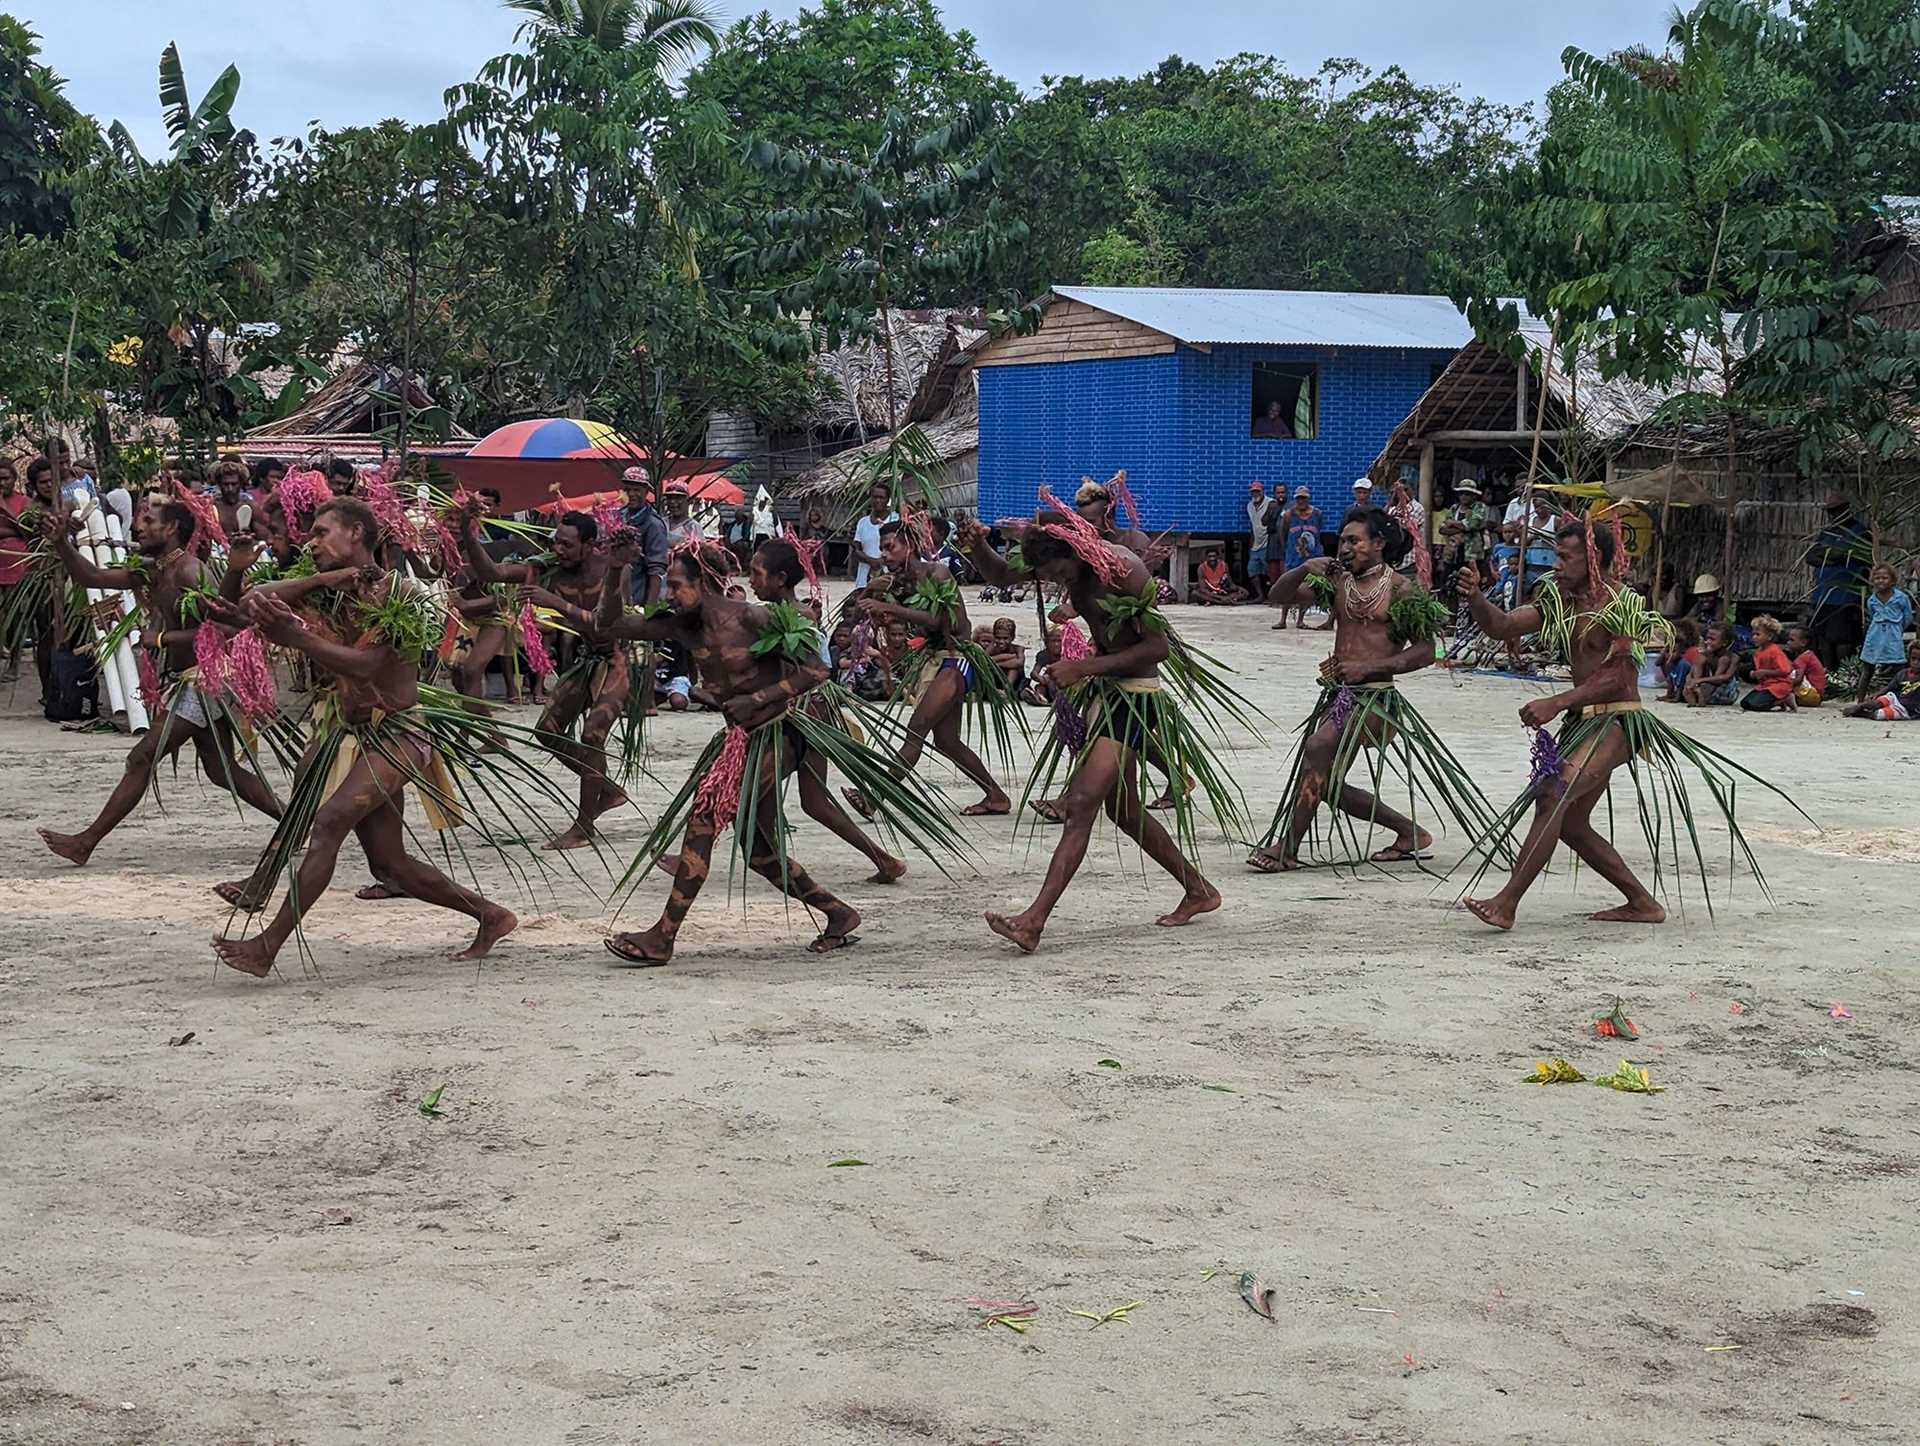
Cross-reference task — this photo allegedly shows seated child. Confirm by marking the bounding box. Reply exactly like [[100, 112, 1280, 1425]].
[[1784, 624, 1827, 707], [1845, 638, 1920, 720], [1658, 617, 1702, 702], [1684, 622, 1741, 706], [986, 617, 1025, 690], [1739, 615, 1796, 711]]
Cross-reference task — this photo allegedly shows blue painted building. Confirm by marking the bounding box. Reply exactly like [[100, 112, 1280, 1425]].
[[974, 287, 1473, 536]]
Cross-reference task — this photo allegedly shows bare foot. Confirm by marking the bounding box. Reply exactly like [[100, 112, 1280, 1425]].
[[212, 933, 276, 978], [605, 926, 674, 966], [653, 853, 678, 877], [869, 856, 907, 885], [355, 881, 406, 900], [1463, 896, 1515, 931], [985, 910, 1042, 954], [1591, 900, 1666, 925], [1157, 882, 1222, 927], [592, 787, 630, 821], [960, 795, 1012, 817], [543, 823, 594, 851], [455, 906, 518, 959], [37, 828, 95, 866]]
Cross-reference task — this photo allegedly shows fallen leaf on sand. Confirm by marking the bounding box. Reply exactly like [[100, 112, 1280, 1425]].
[[1095, 1058, 1123, 1069], [417, 1084, 447, 1118], [167, 1031, 195, 1048], [827, 1158, 870, 1167], [1523, 1058, 1586, 1084], [1069, 1300, 1143, 1327], [1593, 1060, 1665, 1094]]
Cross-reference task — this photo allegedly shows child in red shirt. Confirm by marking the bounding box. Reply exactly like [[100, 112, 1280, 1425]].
[[1785, 624, 1827, 706], [1740, 615, 1796, 711]]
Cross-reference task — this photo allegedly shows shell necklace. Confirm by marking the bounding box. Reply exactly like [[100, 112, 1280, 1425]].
[[1340, 564, 1392, 621]]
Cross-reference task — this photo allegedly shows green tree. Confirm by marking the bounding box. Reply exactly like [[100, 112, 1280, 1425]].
[[0, 15, 94, 240], [684, 0, 1016, 204], [448, 12, 812, 480], [738, 99, 1039, 504]]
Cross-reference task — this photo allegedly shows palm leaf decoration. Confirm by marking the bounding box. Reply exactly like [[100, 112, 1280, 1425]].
[[1386, 586, 1449, 649], [750, 601, 821, 663]]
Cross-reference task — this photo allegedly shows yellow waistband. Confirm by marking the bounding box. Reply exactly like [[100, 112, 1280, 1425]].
[[1585, 700, 1644, 716]]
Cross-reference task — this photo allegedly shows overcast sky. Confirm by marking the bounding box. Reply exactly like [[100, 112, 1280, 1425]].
[[36, 0, 1678, 156]]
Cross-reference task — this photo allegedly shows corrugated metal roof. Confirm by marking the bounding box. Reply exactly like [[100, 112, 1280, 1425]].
[[1054, 286, 1476, 349]]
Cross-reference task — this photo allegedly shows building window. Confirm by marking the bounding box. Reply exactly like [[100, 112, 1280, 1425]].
[[1251, 362, 1317, 440]]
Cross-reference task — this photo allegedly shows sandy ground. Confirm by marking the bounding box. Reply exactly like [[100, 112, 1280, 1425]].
[[4, 602, 1919, 1446]]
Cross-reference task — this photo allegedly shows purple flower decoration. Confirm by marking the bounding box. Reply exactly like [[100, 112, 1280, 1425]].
[[1528, 725, 1567, 796], [1327, 685, 1356, 732], [1052, 693, 1088, 755]]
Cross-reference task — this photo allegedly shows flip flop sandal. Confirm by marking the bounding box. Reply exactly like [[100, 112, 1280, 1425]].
[[604, 937, 673, 968], [808, 932, 861, 955]]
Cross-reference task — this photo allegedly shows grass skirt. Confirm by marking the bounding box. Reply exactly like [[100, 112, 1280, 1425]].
[[617, 702, 974, 905], [229, 684, 596, 925], [1019, 675, 1248, 862], [1258, 682, 1508, 871], [1454, 703, 1809, 912]]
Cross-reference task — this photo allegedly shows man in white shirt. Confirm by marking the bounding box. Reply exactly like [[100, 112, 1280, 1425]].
[[852, 480, 896, 587]]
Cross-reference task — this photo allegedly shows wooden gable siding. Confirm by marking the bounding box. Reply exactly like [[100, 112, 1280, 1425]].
[[974, 298, 1178, 367]]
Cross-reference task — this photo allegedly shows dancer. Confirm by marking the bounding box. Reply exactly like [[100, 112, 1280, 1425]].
[[596, 542, 965, 965], [210, 497, 531, 976], [983, 509, 1234, 954], [1457, 518, 1804, 929], [460, 501, 630, 849], [1248, 507, 1499, 873], [747, 538, 906, 883], [36, 496, 285, 866], [846, 521, 1015, 818], [961, 485, 1205, 818]]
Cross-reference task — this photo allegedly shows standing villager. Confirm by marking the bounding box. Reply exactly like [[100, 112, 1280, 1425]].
[[1456, 519, 1807, 929], [1248, 507, 1498, 873], [460, 501, 634, 849], [595, 542, 966, 965], [36, 497, 286, 867], [209, 498, 566, 975], [845, 520, 1018, 818], [980, 509, 1234, 954]]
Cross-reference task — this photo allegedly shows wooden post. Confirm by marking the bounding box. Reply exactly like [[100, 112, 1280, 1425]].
[[1515, 359, 1527, 434], [1417, 442, 1435, 524], [1169, 534, 1191, 602]]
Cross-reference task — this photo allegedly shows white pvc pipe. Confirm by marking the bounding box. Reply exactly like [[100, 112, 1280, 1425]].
[[81, 509, 149, 733], [100, 512, 151, 734]]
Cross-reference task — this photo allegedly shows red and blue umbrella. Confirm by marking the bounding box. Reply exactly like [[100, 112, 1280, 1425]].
[[441, 417, 738, 511]]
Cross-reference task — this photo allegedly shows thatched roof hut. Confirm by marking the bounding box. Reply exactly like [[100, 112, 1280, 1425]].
[[780, 319, 986, 521], [1365, 318, 1849, 602], [222, 362, 472, 467]]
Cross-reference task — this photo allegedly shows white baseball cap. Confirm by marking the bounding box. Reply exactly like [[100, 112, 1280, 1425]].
[[1351, 477, 1373, 492]]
